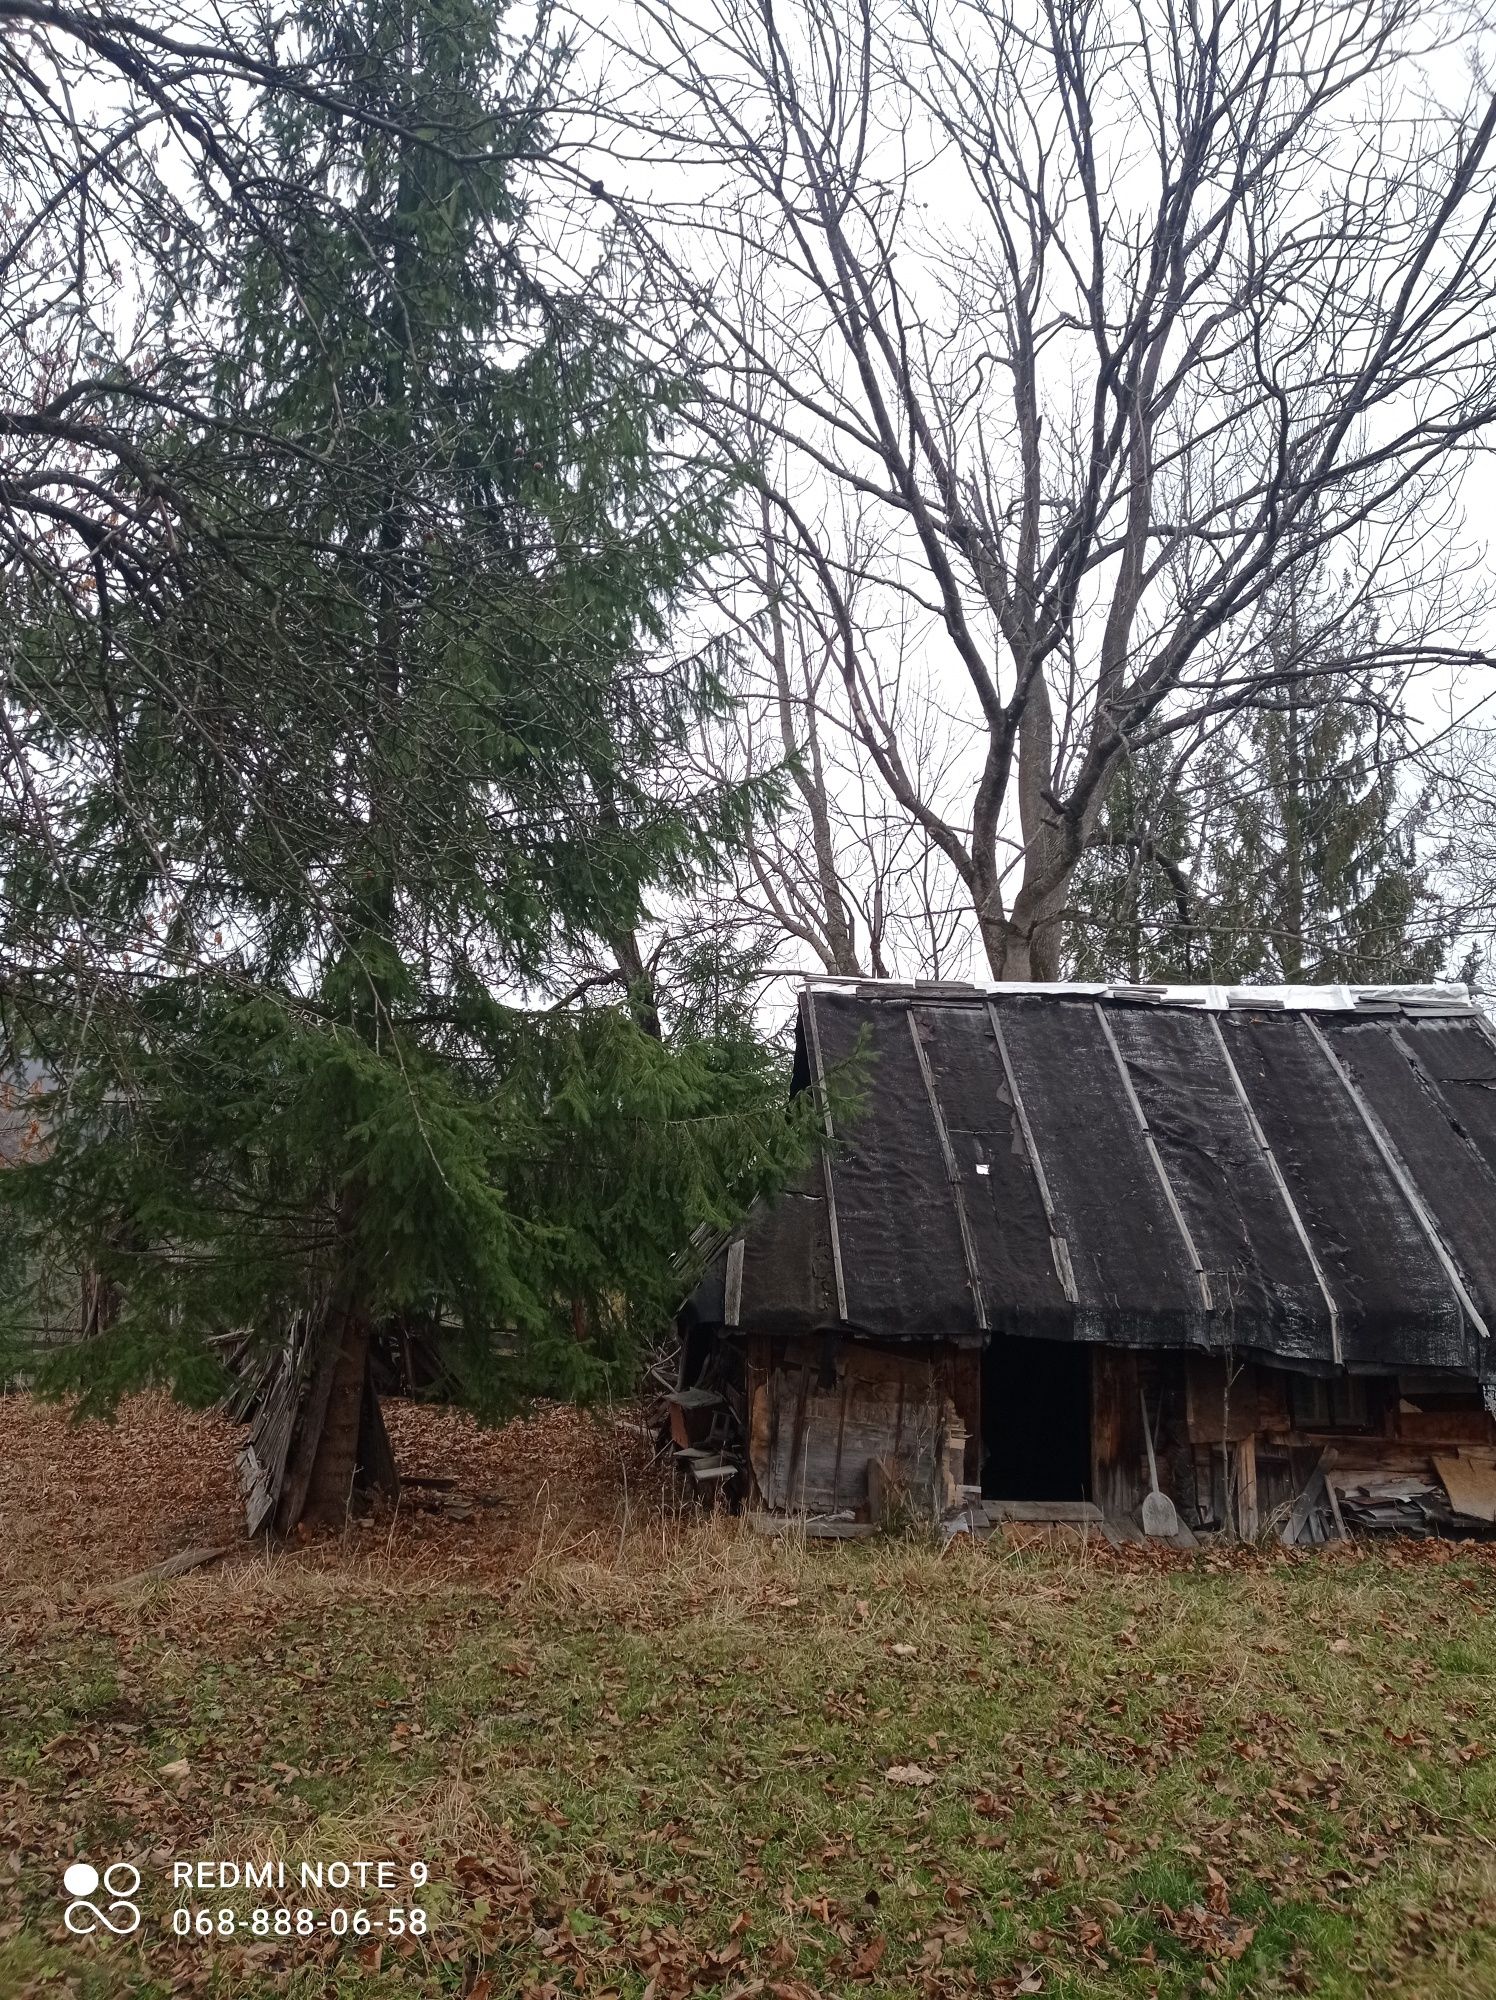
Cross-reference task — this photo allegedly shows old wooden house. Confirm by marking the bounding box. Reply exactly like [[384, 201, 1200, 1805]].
[[676, 980, 1496, 1542]]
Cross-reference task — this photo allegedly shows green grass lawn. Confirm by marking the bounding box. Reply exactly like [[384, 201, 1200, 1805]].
[[5, 1514, 1496, 1999]]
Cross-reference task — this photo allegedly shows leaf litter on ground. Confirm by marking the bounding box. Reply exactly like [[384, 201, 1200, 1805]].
[[2, 1391, 1496, 1999]]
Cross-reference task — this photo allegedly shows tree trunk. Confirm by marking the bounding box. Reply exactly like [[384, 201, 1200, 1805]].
[[988, 825, 1078, 982], [267, 1305, 399, 1535], [355, 1357, 400, 1496], [987, 697, 1119, 980], [1282, 705, 1305, 980], [992, 904, 1067, 982], [299, 1309, 372, 1527], [612, 926, 663, 1038]]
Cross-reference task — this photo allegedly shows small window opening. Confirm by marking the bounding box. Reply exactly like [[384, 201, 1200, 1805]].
[[1289, 1372, 1372, 1431]]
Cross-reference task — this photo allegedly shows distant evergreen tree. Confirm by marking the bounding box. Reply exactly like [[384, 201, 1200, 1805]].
[[1200, 698, 1447, 985], [0, 0, 812, 1526], [1067, 753, 1204, 982], [1067, 581, 1449, 985]]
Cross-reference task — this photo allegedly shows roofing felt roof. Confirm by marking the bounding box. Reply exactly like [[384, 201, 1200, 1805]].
[[695, 981, 1496, 1380]]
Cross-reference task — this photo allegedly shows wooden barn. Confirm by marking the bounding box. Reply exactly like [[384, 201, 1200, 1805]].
[[676, 980, 1496, 1543]]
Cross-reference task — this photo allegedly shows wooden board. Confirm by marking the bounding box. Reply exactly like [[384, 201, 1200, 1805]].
[[749, 1515, 876, 1539], [1434, 1452, 1496, 1523], [1280, 1447, 1337, 1545], [1185, 1356, 1258, 1443], [747, 1340, 957, 1515], [1235, 1435, 1259, 1540], [1398, 1408, 1495, 1445], [949, 1346, 981, 1487], [1254, 1367, 1293, 1435], [1090, 1347, 1143, 1521]]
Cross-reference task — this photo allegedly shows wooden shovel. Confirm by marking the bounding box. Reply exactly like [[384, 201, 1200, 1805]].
[[1140, 1388, 1180, 1539]]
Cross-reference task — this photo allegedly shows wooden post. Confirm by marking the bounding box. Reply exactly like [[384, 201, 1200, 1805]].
[[940, 1418, 968, 1515], [950, 1345, 982, 1489], [1235, 1435, 1259, 1541], [1091, 1347, 1142, 1522]]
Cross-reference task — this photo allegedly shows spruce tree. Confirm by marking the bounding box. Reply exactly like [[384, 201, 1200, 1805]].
[[1067, 754, 1204, 982], [1201, 698, 1447, 985], [0, 0, 811, 1526], [1066, 583, 1448, 985]]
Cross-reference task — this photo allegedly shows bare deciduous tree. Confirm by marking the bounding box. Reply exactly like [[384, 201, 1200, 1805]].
[[694, 483, 977, 981], [599, 0, 1496, 978]]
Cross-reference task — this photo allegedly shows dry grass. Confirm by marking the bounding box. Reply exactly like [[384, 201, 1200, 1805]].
[[3, 1393, 1496, 1999]]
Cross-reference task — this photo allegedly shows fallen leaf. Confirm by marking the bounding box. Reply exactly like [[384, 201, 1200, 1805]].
[[157, 1757, 190, 1780], [1218, 1918, 1256, 1960], [848, 1935, 886, 1977], [886, 1762, 937, 1787]]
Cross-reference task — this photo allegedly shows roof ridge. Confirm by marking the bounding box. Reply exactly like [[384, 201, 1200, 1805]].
[[802, 977, 1475, 1015]]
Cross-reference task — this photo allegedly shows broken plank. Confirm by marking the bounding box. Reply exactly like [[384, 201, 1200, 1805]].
[[1434, 1452, 1496, 1523], [748, 1515, 877, 1540], [106, 1545, 227, 1594], [1281, 1448, 1338, 1546], [1104, 1513, 1144, 1543]]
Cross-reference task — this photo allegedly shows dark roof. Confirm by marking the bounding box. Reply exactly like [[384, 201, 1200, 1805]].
[[696, 981, 1496, 1380]]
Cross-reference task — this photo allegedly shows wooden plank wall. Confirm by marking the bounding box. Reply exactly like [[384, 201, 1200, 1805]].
[[744, 1333, 1496, 1531], [746, 1338, 972, 1516]]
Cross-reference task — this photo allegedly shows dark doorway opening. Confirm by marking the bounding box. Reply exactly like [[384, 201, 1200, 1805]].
[[982, 1336, 1092, 1500]]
